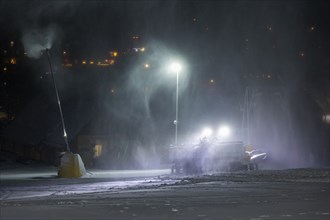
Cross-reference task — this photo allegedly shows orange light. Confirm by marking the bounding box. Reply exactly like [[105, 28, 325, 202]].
[[82, 60, 86, 64], [10, 58, 17, 64], [90, 61, 94, 64]]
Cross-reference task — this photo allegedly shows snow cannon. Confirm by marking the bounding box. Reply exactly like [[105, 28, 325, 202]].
[[58, 152, 86, 178], [44, 48, 87, 178]]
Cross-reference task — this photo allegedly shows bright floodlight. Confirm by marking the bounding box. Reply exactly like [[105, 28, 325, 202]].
[[170, 62, 182, 72], [201, 127, 213, 138], [218, 126, 230, 138]]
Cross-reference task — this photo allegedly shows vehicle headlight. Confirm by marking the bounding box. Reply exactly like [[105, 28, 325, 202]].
[[201, 127, 213, 138], [218, 126, 231, 138]]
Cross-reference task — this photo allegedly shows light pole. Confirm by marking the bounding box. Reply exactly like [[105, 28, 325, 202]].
[[170, 62, 182, 146]]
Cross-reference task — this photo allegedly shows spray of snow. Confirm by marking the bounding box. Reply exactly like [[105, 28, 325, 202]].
[[22, 25, 58, 59]]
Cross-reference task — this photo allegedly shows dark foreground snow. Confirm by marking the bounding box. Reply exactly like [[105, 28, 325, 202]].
[[1, 167, 329, 220]]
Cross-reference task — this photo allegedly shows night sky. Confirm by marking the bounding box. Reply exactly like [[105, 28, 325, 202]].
[[0, 1, 329, 168]]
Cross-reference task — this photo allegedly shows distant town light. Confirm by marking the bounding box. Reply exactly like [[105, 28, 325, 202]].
[[82, 60, 86, 64], [10, 41, 14, 47], [90, 61, 94, 64], [140, 47, 145, 52], [210, 79, 215, 84], [110, 51, 118, 57], [10, 58, 16, 65]]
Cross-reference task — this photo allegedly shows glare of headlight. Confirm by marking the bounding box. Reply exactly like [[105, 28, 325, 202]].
[[218, 126, 230, 138], [201, 127, 213, 138]]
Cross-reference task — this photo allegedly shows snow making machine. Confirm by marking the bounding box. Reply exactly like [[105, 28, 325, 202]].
[[170, 140, 248, 174], [170, 126, 267, 174]]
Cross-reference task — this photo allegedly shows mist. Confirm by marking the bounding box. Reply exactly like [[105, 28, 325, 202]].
[[22, 25, 59, 58], [1, 1, 328, 169]]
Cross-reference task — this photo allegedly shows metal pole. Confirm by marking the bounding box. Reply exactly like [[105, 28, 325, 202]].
[[247, 88, 250, 145], [175, 70, 179, 146], [46, 49, 71, 152]]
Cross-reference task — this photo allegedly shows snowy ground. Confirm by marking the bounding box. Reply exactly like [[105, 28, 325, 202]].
[[0, 164, 329, 220]]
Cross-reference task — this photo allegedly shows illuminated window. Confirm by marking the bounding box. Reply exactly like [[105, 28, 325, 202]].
[[323, 114, 330, 124], [10, 58, 17, 64], [93, 144, 102, 158]]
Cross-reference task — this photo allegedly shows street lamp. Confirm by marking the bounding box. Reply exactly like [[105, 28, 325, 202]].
[[170, 62, 182, 146]]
